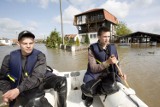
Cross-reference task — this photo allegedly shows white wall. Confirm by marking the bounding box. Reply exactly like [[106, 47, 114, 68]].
[[0, 39, 13, 46], [73, 34, 80, 41], [88, 32, 98, 44], [79, 32, 98, 44]]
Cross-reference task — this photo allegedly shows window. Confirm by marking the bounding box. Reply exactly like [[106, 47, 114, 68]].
[[82, 15, 86, 24], [90, 34, 97, 38], [93, 34, 97, 38], [90, 34, 93, 38], [77, 16, 82, 24]]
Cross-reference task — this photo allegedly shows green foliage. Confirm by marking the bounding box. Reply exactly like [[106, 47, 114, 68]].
[[84, 34, 90, 44], [69, 38, 75, 44], [64, 37, 69, 45], [45, 29, 62, 48], [64, 36, 80, 46], [116, 21, 132, 36], [75, 37, 80, 46], [64, 37, 75, 46]]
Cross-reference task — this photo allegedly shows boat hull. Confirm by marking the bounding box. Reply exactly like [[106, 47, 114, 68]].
[[44, 70, 148, 107]]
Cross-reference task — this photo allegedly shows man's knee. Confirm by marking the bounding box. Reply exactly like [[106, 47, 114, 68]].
[[55, 76, 67, 92], [81, 79, 101, 97]]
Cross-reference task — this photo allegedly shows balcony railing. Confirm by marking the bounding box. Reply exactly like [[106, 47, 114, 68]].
[[76, 15, 104, 25]]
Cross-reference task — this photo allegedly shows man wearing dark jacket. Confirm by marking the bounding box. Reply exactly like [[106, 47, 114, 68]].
[[0, 30, 67, 107], [81, 26, 126, 107]]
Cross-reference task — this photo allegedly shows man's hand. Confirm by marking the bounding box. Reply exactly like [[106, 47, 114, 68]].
[[119, 73, 127, 80], [106, 54, 117, 64], [2, 97, 9, 103], [2, 88, 20, 103]]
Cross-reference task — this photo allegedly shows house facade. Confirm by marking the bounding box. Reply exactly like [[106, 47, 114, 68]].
[[65, 34, 79, 42], [0, 38, 13, 46], [73, 8, 118, 44]]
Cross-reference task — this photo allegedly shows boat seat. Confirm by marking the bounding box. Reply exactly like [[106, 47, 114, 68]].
[[70, 71, 81, 90], [67, 89, 104, 107]]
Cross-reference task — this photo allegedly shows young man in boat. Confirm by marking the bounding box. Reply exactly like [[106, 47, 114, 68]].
[[81, 26, 126, 107], [0, 30, 67, 107]]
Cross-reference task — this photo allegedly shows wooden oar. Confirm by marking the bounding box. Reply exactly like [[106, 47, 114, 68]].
[[115, 63, 130, 88]]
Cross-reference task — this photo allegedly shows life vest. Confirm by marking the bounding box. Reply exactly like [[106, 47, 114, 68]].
[[83, 43, 118, 83], [7, 49, 41, 88]]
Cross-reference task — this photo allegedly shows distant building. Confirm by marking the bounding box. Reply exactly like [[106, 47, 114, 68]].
[[119, 31, 160, 45], [0, 38, 13, 46], [73, 8, 118, 44], [12, 39, 18, 45], [65, 34, 79, 41]]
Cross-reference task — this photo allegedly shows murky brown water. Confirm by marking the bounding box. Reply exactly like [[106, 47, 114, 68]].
[[0, 43, 160, 107]]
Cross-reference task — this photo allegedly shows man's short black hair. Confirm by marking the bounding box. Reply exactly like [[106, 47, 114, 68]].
[[97, 26, 110, 36], [18, 30, 35, 41]]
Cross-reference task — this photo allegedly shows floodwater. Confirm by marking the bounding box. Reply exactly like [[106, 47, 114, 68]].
[[0, 43, 160, 107]]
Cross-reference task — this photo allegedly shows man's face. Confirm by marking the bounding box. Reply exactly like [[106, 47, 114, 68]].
[[18, 37, 35, 56], [98, 31, 110, 45]]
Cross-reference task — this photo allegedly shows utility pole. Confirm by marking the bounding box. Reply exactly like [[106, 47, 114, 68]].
[[59, 0, 64, 44]]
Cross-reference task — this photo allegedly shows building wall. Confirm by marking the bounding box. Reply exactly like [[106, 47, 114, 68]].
[[73, 34, 80, 41], [78, 33, 86, 43], [74, 9, 118, 44], [0, 39, 13, 46], [88, 32, 98, 44], [79, 32, 98, 44]]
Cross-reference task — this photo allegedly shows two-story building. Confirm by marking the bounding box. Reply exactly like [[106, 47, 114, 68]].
[[73, 8, 118, 44]]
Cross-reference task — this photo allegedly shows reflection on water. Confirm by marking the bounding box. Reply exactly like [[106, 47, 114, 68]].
[[0, 43, 160, 107], [118, 44, 160, 107]]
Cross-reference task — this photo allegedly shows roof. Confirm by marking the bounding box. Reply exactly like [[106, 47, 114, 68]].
[[75, 8, 118, 24], [119, 31, 160, 38], [65, 34, 77, 38], [103, 9, 118, 24], [75, 8, 102, 16]]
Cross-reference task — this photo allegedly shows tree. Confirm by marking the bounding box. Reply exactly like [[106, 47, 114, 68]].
[[116, 21, 132, 36], [84, 34, 90, 44], [46, 29, 62, 48]]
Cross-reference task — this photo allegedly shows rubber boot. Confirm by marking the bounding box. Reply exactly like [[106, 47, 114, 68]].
[[85, 96, 93, 107], [56, 77, 67, 107]]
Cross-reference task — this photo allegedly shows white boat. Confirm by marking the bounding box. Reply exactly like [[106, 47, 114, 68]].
[[44, 69, 148, 107]]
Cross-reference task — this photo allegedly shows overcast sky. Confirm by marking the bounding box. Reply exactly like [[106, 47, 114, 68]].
[[0, 0, 160, 39]]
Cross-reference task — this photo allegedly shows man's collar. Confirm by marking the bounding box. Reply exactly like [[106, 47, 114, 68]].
[[97, 41, 109, 51]]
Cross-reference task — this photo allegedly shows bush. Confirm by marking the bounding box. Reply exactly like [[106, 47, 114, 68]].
[[84, 34, 90, 44], [75, 37, 80, 46], [45, 29, 62, 48]]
